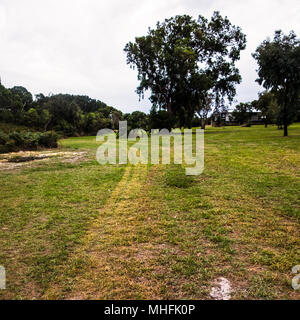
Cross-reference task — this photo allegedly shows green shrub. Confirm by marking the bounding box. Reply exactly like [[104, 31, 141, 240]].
[[9, 131, 25, 147], [0, 131, 9, 145], [0, 130, 59, 153], [23, 132, 39, 149], [38, 131, 58, 148]]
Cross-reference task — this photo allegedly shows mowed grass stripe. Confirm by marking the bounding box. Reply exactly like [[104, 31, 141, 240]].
[[44, 164, 169, 299]]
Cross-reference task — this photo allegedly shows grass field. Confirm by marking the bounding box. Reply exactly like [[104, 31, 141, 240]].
[[0, 124, 299, 299]]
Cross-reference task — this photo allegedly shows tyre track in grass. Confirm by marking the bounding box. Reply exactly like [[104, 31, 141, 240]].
[[44, 164, 169, 299]]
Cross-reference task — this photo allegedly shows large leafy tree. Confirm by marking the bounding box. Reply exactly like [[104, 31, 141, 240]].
[[253, 30, 300, 136], [124, 12, 246, 128], [10, 86, 33, 112]]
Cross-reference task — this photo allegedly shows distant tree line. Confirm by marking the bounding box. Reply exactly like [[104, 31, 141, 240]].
[[231, 93, 281, 127], [0, 81, 204, 136], [232, 90, 300, 129], [0, 83, 126, 136]]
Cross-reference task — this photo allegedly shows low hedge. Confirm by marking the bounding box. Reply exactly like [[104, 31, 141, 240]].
[[0, 130, 59, 153]]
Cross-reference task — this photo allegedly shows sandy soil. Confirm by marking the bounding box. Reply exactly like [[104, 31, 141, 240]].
[[0, 150, 88, 170]]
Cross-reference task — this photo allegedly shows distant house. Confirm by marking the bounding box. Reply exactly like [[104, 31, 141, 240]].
[[211, 111, 265, 127], [247, 112, 265, 125], [211, 111, 234, 127]]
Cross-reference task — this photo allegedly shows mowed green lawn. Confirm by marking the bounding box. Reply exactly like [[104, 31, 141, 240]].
[[0, 124, 299, 299]]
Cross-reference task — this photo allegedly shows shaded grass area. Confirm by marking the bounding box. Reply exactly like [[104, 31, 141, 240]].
[[0, 124, 299, 299]]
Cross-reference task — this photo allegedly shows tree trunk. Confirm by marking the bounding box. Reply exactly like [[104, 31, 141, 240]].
[[179, 115, 185, 129], [283, 94, 288, 137], [44, 120, 50, 132], [186, 110, 193, 129], [284, 123, 288, 137], [167, 103, 172, 114], [201, 119, 206, 130]]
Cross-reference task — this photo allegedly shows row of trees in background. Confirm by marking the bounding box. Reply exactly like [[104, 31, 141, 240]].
[[231, 87, 300, 130], [0, 80, 186, 136], [0, 83, 123, 136], [1, 78, 299, 139], [232, 92, 280, 127]]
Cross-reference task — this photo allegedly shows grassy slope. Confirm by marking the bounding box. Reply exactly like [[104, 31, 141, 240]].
[[0, 124, 299, 299]]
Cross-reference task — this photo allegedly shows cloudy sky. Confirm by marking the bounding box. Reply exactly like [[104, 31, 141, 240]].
[[0, 0, 299, 113]]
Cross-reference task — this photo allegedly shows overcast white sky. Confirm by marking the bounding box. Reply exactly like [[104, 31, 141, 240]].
[[0, 0, 299, 113]]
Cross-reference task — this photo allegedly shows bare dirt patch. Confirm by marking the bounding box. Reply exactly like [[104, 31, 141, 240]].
[[210, 277, 232, 300], [0, 150, 88, 170]]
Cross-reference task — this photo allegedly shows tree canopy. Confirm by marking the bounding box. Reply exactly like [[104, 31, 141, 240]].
[[124, 12, 246, 128], [0, 83, 123, 136], [253, 30, 300, 136]]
